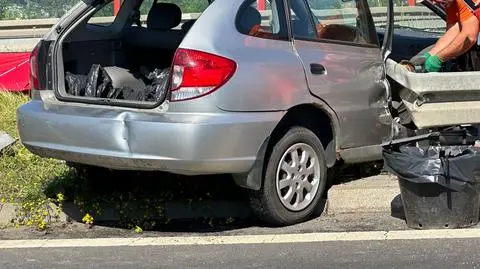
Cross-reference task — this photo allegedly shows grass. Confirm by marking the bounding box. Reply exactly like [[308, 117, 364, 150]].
[[0, 91, 27, 137], [0, 92, 72, 230], [0, 92, 383, 232], [0, 92, 245, 232]]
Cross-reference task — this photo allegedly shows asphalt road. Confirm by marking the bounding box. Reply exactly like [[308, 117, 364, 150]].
[[1, 237, 480, 269]]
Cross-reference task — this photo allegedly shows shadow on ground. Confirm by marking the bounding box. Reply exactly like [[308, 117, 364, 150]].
[[330, 161, 385, 185], [42, 161, 384, 233], [43, 166, 260, 232]]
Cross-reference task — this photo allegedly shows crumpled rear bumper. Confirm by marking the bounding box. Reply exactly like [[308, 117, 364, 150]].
[[17, 99, 283, 175]]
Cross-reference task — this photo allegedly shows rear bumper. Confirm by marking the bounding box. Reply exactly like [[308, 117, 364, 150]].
[[17, 100, 283, 175]]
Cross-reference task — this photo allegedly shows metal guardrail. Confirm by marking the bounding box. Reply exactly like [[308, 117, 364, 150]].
[[0, 6, 444, 39]]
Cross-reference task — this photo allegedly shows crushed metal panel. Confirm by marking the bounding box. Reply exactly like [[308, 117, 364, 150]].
[[0, 131, 15, 153], [386, 59, 480, 128], [386, 59, 480, 93]]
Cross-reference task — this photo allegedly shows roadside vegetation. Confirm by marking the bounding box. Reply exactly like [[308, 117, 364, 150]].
[[0, 92, 71, 230], [0, 92, 382, 233], [0, 92, 243, 232]]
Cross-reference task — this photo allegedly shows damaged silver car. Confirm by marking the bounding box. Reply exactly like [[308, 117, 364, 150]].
[[17, 0, 478, 226]]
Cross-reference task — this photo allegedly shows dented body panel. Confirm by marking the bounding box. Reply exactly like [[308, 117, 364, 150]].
[[17, 92, 282, 174]]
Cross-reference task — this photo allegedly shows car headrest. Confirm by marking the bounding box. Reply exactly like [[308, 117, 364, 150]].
[[238, 6, 261, 34], [147, 3, 182, 30]]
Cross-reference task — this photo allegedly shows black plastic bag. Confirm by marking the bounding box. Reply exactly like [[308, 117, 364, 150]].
[[65, 65, 170, 102], [383, 144, 480, 193], [106, 87, 123, 99], [85, 64, 113, 97], [143, 68, 170, 102], [65, 72, 87, 96], [121, 87, 145, 101]]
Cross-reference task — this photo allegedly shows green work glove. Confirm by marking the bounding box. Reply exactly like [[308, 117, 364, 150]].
[[409, 52, 432, 72], [424, 54, 443, 72]]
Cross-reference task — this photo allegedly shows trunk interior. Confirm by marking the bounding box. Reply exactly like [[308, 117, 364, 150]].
[[62, 37, 176, 77], [56, 1, 197, 106], [60, 28, 182, 104]]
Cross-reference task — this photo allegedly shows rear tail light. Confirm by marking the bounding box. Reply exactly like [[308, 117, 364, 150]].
[[29, 42, 41, 90], [169, 48, 237, 102]]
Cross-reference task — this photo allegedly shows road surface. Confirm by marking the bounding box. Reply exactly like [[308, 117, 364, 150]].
[[1, 229, 480, 268]]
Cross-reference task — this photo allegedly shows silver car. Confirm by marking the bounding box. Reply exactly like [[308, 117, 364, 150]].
[[17, 0, 464, 225]]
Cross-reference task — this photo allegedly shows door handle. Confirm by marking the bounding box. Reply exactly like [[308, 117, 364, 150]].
[[310, 63, 326, 75]]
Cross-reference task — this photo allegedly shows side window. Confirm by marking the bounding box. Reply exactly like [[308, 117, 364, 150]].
[[290, 0, 376, 45], [87, 0, 117, 26], [289, 0, 317, 39], [236, 0, 288, 40]]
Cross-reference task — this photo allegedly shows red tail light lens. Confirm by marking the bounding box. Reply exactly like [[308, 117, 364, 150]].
[[29, 42, 41, 90], [170, 48, 237, 102]]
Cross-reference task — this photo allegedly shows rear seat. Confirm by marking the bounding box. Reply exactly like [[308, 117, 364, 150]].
[[123, 2, 184, 50]]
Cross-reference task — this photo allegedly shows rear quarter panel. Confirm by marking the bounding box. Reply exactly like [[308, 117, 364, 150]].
[[180, 0, 313, 112]]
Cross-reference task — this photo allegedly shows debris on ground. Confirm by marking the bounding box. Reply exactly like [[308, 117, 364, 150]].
[[0, 131, 15, 154]]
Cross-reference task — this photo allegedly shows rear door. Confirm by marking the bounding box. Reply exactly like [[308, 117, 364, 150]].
[[288, 0, 392, 149]]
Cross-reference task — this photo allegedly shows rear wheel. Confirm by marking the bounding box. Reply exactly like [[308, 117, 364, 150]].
[[249, 127, 328, 226]]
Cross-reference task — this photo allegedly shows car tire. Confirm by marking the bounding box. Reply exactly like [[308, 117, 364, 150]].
[[249, 126, 328, 226]]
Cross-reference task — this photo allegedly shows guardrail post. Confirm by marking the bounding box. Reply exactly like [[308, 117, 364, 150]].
[[114, 0, 121, 15], [258, 0, 265, 10]]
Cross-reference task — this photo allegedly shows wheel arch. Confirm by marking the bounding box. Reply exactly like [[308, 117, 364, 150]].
[[233, 102, 340, 190], [268, 103, 339, 168]]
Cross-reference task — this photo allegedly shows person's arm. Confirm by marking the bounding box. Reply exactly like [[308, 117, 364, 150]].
[[428, 22, 461, 55], [427, 0, 458, 55], [436, 15, 479, 61]]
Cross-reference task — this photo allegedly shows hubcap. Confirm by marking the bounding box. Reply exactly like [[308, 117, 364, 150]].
[[275, 143, 321, 212]]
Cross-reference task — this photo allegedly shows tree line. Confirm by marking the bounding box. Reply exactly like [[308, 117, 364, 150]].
[[0, 0, 208, 20], [1, 0, 412, 20]]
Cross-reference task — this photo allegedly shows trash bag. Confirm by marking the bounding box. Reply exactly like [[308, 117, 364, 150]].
[[383, 144, 480, 193], [85, 64, 113, 97], [65, 65, 170, 102], [120, 87, 145, 101], [65, 72, 87, 96], [142, 68, 170, 102]]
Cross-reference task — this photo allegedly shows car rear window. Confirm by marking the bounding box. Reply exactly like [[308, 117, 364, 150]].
[[139, 0, 209, 16]]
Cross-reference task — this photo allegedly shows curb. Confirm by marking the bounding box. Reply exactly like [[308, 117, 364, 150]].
[[325, 174, 399, 215], [0, 203, 69, 228], [0, 132, 15, 153], [0, 204, 16, 228]]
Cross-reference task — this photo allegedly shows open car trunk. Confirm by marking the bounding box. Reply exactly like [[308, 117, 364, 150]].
[[386, 0, 480, 129], [62, 37, 174, 104], [52, 0, 196, 108]]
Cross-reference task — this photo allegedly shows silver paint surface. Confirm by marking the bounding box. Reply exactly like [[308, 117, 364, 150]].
[[17, 0, 398, 176]]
